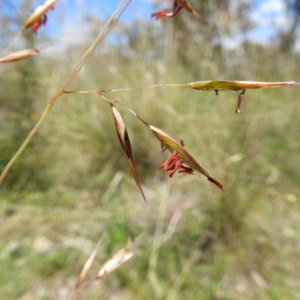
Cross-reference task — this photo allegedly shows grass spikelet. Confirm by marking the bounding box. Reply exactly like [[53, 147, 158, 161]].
[[151, 0, 202, 20], [149, 125, 225, 192], [99, 94, 224, 192], [187, 80, 300, 91], [67, 240, 102, 299], [74, 246, 98, 290], [22, 0, 57, 32], [111, 105, 146, 202], [95, 240, 135, 280], [0, 48, 41, 63]]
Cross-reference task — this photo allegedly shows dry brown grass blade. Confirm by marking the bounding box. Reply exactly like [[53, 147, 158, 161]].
[[95, 240, 135, 280], [111, 105, 146, 202]]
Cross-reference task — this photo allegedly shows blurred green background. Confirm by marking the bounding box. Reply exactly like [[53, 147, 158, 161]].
[[1, 1, 300, 299]]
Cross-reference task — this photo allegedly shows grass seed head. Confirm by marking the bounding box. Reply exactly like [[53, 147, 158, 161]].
[[150, 125, 224, 191], [0, 49, 40, 63], [111, 105, 146, 201], [23, 0, 57, 32], [95, 242, 135, 280]]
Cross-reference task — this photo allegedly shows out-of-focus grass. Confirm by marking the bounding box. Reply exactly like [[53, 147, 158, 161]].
[[1, 20, 300, 300]]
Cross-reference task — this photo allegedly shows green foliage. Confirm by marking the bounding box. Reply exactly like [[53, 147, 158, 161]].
[[1, 1, 300, 299], [35, 248, 72, 278]]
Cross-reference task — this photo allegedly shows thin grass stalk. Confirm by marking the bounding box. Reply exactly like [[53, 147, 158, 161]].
[[64, 79, 300, 96], [0, 31, 23, 56], [0, 0, 129, 185], [0, 103, 52, 185], [100, 83, 187, 93], [58, 0, 130, 95]]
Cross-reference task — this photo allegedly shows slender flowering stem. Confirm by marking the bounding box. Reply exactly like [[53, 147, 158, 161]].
[[0, 0, 131, 186], [99, 83, 187, 93], [0, 103, 53, 185]]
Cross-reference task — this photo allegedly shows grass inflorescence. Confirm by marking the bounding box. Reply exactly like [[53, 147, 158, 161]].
[[1, 0, 300, 299]]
